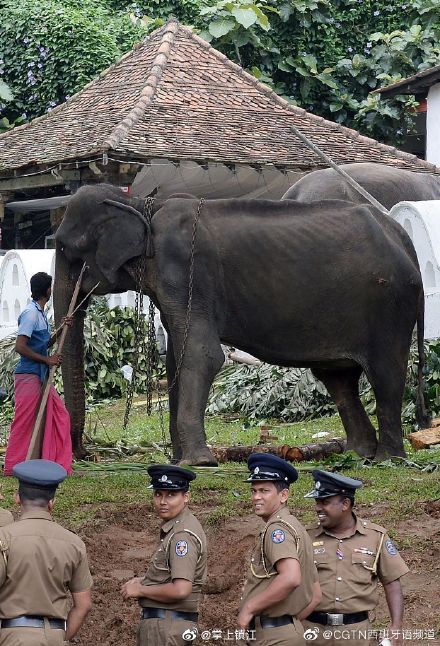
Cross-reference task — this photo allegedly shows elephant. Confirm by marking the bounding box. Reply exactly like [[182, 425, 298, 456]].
[[282, 162, 440, 208], [54, 176, 431, 465]]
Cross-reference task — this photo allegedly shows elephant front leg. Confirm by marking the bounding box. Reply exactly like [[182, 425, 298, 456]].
[[166, 335, 182, 462], [175, 341, 225, 467]]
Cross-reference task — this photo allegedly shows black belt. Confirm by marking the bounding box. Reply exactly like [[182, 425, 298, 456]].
[[307, 611, 369, 626], [1, 616, 66, 630], [141, 607, 198, 623], [250, 614, 293, 630]]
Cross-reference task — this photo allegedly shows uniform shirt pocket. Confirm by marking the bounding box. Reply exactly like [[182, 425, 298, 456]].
[[351, 553, 375, 582]]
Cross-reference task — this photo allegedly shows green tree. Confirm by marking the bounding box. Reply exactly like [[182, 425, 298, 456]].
[[0, 0, 146, 121]]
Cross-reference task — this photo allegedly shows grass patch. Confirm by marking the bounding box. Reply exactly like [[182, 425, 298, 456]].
[[0, 398, 438, 532]]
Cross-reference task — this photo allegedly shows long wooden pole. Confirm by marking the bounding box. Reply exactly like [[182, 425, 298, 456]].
[[26, 263, 87, 461], [50, 282, 100, 340], [288, 124, 390, 216]]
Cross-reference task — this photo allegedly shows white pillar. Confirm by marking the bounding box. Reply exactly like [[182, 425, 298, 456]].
[[426, 84, 440, 166]]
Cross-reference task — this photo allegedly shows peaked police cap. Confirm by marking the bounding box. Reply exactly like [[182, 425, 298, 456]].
[[304, 469, 363, 499], [147, 465, 196, 491], [13, 459, 67, 488], [246, 453, 298, 485]]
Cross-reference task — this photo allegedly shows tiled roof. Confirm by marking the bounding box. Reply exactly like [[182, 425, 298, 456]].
[[0, 19, 438, 174], [374, 64, 440, 98]]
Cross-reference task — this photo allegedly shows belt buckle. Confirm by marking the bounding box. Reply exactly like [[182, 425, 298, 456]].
[[327, 613, 344, 626]]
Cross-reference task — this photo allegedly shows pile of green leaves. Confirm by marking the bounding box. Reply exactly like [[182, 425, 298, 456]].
[[207, 361, 335, 420], [208, 337, 440, 426], [0, 300, 162, 406]]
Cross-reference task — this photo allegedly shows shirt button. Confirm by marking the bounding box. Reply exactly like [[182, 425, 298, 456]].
[[335, 597, 341, 601], [251, 558, 254, 562], [337, 577, 342, 581], [176, 520, 180, 523], [339, 540, 343, 544]]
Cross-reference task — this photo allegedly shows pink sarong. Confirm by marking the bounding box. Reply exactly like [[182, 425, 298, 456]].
[[4, 374, 73, 476]]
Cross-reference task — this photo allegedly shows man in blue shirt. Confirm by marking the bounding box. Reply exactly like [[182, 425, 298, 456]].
[[4, 272, 73, 475]]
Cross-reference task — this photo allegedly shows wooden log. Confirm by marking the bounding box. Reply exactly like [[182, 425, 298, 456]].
[[408, 428, 440, 450], [210, 438, 347, 463]]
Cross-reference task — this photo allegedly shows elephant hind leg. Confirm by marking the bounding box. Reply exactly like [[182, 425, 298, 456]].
[[312, 366, 377, 459], [364, 361, 406, 461]]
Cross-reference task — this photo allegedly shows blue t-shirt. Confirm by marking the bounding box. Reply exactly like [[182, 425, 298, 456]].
[[15, 301, 51, 382]]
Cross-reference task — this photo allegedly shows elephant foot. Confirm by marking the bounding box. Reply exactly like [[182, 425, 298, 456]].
[[374, 444, 406, 462], [346, 437, 377, 459], [178, 447, 218, 467]]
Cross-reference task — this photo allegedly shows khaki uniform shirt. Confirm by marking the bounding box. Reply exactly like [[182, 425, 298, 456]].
[[241, 506, 318, 618], [0, 509, 13, 527], [0, 510, 93, 620], [140, 506, 207, 613], [307, 513, 409, 613]]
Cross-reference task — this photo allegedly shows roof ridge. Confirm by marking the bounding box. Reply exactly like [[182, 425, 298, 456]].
[[179, 24, 439, 173], [102, 19, 179, 151]]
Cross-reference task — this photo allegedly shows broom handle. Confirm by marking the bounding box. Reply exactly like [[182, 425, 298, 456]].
[[26, 263, 87, 461]]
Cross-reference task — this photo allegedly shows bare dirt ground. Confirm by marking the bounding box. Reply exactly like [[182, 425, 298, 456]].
[[78, 498, 440, 646]]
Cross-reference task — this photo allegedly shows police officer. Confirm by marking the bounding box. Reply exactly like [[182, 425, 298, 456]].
[[0, 459, 93, 646], [303, 470, 409, 646], [121, 465, 207, 646], [238, 453, 321, 645]]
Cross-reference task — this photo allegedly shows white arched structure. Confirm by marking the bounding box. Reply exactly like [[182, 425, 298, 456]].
[[0, 250, 166, 348], [390, 200, 440, 339], [0, 250, 55, 338]]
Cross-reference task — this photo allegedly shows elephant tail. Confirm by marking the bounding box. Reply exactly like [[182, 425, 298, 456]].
[[415, 288, 430, 429]]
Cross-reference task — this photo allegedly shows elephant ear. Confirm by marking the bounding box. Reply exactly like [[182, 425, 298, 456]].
[[95, 200, 150, 284]]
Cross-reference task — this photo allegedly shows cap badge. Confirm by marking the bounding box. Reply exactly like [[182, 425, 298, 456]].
[[254, 467, 259, 474], [315, 481, 321, 490], [160, 475, 168, 482]]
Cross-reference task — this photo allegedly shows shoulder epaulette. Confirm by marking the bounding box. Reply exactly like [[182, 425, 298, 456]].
[[360, 518, 387, 534], [305, 521, 321, 531]]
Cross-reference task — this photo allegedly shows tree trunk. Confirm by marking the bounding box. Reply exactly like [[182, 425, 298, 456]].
[[210, 438, 346, 463], [53, 242, 87, 458]]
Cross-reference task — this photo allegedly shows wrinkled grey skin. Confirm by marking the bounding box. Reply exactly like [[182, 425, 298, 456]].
[[55, 182, 428, 465], [282, 162, 440, 208]]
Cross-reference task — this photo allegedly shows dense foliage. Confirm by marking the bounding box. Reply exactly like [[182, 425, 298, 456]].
[[0, 0, 439, 142], [0, 300, 162, 403], [208, 338, 440, 428], [0, 0, 145, 121]]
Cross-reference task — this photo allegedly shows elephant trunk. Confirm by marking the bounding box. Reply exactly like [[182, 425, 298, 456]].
[[54, 242, 87, 458]]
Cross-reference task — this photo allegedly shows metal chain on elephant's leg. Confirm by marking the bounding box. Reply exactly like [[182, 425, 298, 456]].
[[166, 197, 205, 395], [123, 197, 156, 430], [123, 197, 205, 455], [145, 298, 169, 456], [123, 255, 146, 430]]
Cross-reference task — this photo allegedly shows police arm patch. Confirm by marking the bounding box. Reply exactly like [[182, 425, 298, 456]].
[[385, 538, 397, 555], [271, 529, 285, 544], [175, 540, 188, 556]]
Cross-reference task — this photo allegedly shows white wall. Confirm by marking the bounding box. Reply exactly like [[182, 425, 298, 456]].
[[426, 83, 440, 167], [390, 200, 440, 339]]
